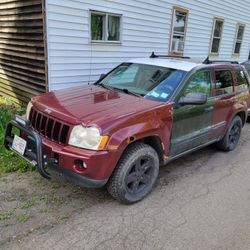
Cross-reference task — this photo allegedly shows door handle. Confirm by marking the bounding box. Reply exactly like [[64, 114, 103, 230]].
[[204, 106, 214, 112]]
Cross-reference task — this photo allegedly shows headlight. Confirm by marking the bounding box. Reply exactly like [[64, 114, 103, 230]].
[[69, 125, 109, 150], [26, 101, 33, 119]]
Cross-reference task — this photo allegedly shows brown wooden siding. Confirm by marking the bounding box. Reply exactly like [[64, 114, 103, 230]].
[[0, 0, 46, 104]]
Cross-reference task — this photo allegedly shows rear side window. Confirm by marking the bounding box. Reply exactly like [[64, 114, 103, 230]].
[[215, 70, 233, 95], [235, 69, 249, 92]]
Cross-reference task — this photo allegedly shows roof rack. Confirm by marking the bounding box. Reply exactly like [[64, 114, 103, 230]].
[[203, 56, 239, 65], [150, 52, 191, 60]]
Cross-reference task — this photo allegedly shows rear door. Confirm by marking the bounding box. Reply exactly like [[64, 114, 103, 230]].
[[170, 69, 214, 156], [209, 67, 237, 138]]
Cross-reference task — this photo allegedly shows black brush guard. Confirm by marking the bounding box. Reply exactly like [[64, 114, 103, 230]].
[[4, 116, 51, 179]]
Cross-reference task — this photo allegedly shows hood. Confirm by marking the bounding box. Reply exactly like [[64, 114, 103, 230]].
[[32, 85, 163, 129]]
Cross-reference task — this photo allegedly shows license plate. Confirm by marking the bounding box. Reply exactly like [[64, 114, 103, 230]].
[[12, 135, 27, 156]]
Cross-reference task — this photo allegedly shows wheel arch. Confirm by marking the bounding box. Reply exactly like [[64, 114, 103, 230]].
[[120, 135, 165, 165], [235, 111, 246, 127]]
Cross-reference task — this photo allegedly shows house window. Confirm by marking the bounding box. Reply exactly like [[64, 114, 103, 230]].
[[91, 11, 121, 42], [210, 18, 224, 54], [170, 7, 188, 54], [233, 24, 245, 55]]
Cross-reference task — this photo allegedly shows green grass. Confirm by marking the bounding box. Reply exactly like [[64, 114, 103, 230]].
[[0, 96, 34, 173], [16, 214, 32, 223], [0, 213, 11, 221], [20, 199, 35, 209]]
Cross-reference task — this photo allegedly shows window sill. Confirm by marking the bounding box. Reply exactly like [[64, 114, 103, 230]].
[[209, 53, 219, 57], [91, 40, 122, 45], [168, 52, 184, 57]]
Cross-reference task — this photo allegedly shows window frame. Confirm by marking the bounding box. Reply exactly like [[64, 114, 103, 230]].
[[169, 6, 189, 56], [209, 17, 224, 56], [232, 23, 245, 57], [90, 10, 122, 44]]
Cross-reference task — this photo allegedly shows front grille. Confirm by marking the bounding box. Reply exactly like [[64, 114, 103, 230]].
[[29, 108, 70, 145]]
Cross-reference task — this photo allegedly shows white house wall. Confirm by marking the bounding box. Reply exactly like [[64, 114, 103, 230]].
[[45, 0, 250, 90]]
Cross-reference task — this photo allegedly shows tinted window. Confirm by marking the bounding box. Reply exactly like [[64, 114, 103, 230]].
[[235, 69, 249, 91], [184, 71, 211, 96], [215, 70, 233, 95]]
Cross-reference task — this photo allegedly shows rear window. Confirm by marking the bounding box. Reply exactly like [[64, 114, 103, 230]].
[[215, 70, 233, 96], [235, 69, 249, 92]]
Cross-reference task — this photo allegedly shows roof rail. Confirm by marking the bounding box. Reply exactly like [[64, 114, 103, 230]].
[[203, 56, 239, 65], [150, 52, 191, 60]]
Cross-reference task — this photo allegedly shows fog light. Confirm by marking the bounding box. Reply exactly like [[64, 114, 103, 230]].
[[74, 160, 87, 170]]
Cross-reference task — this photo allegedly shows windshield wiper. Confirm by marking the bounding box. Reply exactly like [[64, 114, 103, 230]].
[[113, 87, 142, 98], [96, 83, 142, 97], [96, 83, 114, 91]]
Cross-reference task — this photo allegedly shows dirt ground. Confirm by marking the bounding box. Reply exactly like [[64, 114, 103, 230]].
[[1, 125, 250, 250]]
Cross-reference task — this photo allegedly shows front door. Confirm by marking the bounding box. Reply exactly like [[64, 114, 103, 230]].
[[170, 70, 215, 156]]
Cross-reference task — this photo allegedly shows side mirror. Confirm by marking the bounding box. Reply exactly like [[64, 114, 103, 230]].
[[179, 92, 207, 105], [99, 73, 106, 80]]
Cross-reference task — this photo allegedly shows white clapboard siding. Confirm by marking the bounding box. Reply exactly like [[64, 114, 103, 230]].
[[46, 0, 250, 90]]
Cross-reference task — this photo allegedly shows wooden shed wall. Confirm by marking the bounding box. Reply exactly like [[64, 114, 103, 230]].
[[0, 0, 46, 104]]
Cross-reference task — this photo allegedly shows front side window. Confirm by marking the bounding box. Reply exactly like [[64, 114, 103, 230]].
[[233, 24, 245, 55], [215, 70, 233, 95], [170, 8, 188, 54], [91, 11, 121, 42], [235, 69, 249, 92], [99, 63, 187, 102], [210, 18, 224, 54], [184, 71, 211, 96]]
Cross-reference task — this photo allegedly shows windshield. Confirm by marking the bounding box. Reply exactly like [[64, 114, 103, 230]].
[[98, 63, 187, 102]]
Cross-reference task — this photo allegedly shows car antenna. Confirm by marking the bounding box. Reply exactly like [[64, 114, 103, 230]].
[[88, 42, 93, 85], [203, 56, 210, 64]]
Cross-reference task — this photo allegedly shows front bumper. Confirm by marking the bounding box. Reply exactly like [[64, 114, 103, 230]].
[[4, 117, 109, 188]]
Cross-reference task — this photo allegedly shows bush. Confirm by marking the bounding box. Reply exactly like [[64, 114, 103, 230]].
[[0, 96, 35, 173]]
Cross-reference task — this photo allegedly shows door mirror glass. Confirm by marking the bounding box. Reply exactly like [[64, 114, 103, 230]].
[[179, 92, 207, 105]]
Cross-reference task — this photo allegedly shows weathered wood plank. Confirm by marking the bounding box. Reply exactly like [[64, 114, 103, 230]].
[[0, 0, 46, 103]]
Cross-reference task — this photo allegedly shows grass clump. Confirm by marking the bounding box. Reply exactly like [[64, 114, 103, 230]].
[[20, 199, 35, 209], [0, 96, 34, 173], [16, 214, 32, 223], [0, 213, 11, 221]]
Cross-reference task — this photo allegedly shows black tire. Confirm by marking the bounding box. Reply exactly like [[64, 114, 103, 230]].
[[216, 116, 242, 151], [107, 142, 159, 204]]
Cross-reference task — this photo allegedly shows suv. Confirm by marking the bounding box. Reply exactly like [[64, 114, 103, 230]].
[[4, 54, 250, 204]]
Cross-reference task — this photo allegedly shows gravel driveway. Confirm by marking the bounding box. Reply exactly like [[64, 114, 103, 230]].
[[1, 124, 250, 250]]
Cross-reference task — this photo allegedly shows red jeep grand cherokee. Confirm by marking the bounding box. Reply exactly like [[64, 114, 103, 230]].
[[4, 54, 250, 203]]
